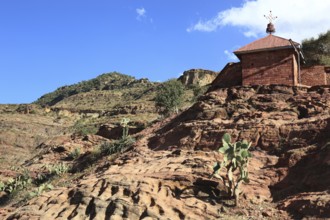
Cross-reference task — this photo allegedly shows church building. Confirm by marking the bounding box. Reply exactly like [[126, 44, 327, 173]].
[[211, 12, 330, 89], [234, 34, 302, 86]]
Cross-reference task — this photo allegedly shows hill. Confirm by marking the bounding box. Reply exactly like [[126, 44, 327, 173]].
[[33, 71, 214, 140], [1, 65, 330, 219], [1, 83, 329, 219], [0, 104, 75, 172], [35, 72, 155, 107], [0, 71, 210, 183]]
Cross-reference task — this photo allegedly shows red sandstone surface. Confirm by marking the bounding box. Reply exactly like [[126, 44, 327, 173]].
[[1, 85, 329, 219]]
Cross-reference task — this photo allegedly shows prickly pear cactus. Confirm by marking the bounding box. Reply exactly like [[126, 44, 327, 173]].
[[212, 133, 252, 206], [120, 118, 130, 138]]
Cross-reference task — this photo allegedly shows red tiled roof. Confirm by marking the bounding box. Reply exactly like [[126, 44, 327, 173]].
[[234, 34, 300, 55]]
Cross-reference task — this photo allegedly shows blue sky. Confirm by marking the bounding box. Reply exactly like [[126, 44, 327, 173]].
[[1, 0, 329, 104]]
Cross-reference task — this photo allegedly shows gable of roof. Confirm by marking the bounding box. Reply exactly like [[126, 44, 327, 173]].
[[234, 34, 300, 55]]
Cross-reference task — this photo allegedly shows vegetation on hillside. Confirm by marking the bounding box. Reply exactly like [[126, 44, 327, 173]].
[[30, 71, 205, 144], [35, 72, 153, 107], [302, 30, 330, 66], [154, 79, 185, 115], [99, 118, 135, 155], [212, 133, 252, 206]]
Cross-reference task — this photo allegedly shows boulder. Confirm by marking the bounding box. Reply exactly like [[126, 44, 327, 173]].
[[178, 69, 218, 86]]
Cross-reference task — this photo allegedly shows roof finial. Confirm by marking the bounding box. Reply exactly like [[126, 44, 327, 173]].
[[264, 10, 277, 35]]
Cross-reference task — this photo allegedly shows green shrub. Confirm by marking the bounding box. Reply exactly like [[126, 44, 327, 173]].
[[212, 133, 252, 206], [69, 148, 81, 160], [34, 173, 48, 185], [191, 85, 208, 102], [29, 183, 53, 198], [46, 163, 70, 176], [0, 181, 5, 192], [155, 79, 184, 115], [72, 120, 98, 136], [35, 72, 139, 106], [100, 136, 135, 155], [302, 30, 330, 66], [100, 117, 135, 155], [2, 175, 32, 194]]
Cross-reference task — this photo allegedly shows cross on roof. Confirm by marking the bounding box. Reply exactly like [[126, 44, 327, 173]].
[[264, 11, 278, 23], [264, 11, 277, 34]]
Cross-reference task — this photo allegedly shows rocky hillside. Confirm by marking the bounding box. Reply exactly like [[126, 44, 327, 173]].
[[146, 84, 330, 218], [1, 85, 329, 219], [0, 104, 74, 171], [35, 72, 153, 107], [1, 143, 289, 220], [148, 85, 330, 151], [34, 72, 201, 139], [0, 72, 203, 168], [178, 69, 218, 86], [0, 71, 206, 198], [35, 73, 161, 127]]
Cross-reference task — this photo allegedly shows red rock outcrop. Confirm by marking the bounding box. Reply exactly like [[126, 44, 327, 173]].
[[3, 147, 289, 220], [148, 85, 330, 152], [1, 85, 330, 219], [178, 69, 218, 86], [145, 85, 330, 219]]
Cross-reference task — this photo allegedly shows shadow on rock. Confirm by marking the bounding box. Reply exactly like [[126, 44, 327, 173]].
[[270, 142, 330, 219]]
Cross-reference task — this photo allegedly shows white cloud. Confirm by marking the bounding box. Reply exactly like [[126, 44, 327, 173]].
[[187, 0, 330, 42], [136, 7, 146, 20], [224, 50, 239, 61]]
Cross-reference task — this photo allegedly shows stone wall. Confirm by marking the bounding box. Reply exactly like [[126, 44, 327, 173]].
[[208, 62, 241, 91], [301, 65, 327, 86], [241, 49, 296, 86], [326, 66, 330, 85]]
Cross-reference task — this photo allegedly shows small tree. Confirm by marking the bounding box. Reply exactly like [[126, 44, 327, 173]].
[[302, 30, 330, 66], [191, 84, 208, 102], [155, 79, 184, 115], [212, 133, 252, 206]]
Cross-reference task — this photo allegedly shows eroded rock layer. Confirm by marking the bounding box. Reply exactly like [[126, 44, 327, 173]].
[[148, 85, 330, 152], [2, 85, 330, 220], [4, 148, 287, 220]]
